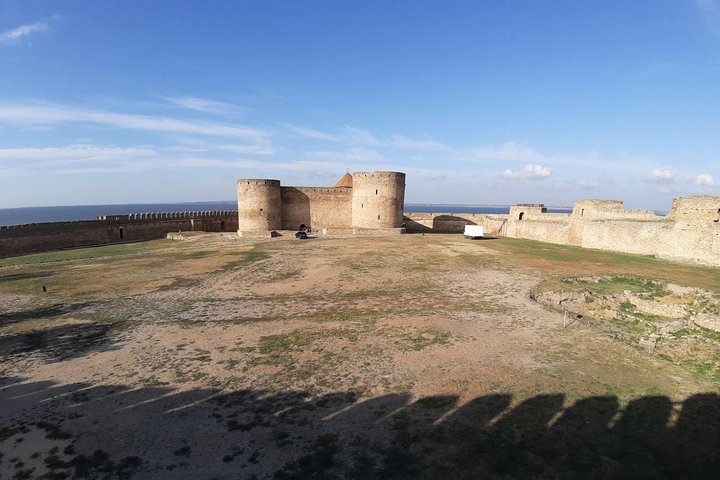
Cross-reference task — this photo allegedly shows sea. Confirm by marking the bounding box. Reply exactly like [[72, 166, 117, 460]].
[[0, 202, 573, 227]]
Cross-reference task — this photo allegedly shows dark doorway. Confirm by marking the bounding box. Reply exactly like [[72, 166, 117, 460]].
[[518, 212, 524, 220], [119, 227, 124, 239]]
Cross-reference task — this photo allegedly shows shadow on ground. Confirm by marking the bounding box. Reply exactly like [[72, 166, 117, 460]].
[[0, 271, 55, 284], [0, 302, 95, 327], [0, 376, 717, 479], [0, 321, 121, 362]]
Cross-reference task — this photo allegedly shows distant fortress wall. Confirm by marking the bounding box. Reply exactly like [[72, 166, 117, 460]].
[[237, 171, 406, 236], [405, 195, 720, 267], [0, 211, 238, 258]]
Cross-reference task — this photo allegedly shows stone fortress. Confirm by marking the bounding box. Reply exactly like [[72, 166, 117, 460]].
[[236, 171, 406, 237], [1, 168, 718, 268], [405, 195, 720, 267]]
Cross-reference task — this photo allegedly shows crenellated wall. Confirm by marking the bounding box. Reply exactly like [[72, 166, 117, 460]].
[[0, 211, 238, 258]]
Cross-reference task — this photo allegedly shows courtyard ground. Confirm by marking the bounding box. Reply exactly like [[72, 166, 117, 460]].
[[0, 233, 718, 479]]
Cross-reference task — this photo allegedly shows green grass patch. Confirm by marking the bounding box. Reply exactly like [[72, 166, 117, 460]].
[[405, 328, 451, 350], [608, 316, 650, 334], [672, 327, 720, 342], [222, 250, 270, 270], [492, 238, 720, 292], [257, 327, 361, 354], [570, 275, 668, 296], [0, 240, 168, 267]]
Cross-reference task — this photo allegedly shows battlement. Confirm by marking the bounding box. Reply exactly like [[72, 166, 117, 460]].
[[102, 210, 237, 221], [0, 210, 239, 258], [282, 187, 354, 195], [237, 179, 281, 186]]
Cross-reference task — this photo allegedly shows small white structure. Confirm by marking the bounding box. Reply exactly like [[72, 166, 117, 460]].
[[463, 225, 484, 239]]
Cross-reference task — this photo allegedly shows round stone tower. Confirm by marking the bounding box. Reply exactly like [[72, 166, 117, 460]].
[[236, 179, 282, 233], [351, 171, 406, 229]]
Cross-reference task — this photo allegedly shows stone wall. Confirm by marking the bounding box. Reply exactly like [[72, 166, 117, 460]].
[[405, 196, 720, 267], [236, 179, 282, 232], [281, 187, 352, 231], [351, 172, 406, 228], [402, 213, 507, 235], [667, 196, 720, 222], [237, 171, 406, 236], [0, 211, 238, 258], [503, 196, 720, 267]]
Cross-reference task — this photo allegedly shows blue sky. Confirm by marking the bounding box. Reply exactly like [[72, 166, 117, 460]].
[[1, 1, 719, 210]]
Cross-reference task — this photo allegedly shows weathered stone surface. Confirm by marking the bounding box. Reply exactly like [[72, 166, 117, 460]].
[[694, 313, 720, 332], [630, 297, 688, 319]]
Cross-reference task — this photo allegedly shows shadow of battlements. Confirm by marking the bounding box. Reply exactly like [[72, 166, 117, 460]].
[[0, 376, 718, 479], [0, 302, 95, 327], [0, 320, 122, 363]]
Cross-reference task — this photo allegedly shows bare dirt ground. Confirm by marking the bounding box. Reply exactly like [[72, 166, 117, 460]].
[[0, 233, 718, 479]]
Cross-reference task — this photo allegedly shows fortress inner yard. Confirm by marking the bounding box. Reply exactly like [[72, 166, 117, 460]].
[[1, 229, 718, 478]]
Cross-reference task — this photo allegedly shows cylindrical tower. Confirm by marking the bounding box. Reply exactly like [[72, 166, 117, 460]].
[[351, 171, 406, 228], [236, 179, 282, 233]]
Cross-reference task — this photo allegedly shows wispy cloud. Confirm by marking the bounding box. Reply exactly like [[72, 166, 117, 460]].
[[0, 144, 156, 164], [694, 173, 717, 186], [167, 142, 276, 156], [696, 0, 720, 37], [501, 164, 553, 180], [573, 180, 599, 188], [175, 158, 346, 172], [649, 168, 718, 187], [387, 134, 446, 150], [650, 168, 676, 184], [0, 102, 271, 140], [164, 96, 244, 114], [467, 141, 545, 162], [0, 15, 61, 46], [309, 148, 384, 162], [280, 122, 339, 141]]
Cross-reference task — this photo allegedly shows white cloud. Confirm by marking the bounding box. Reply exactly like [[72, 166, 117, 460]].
[[280, 122, 339, 141], [574, 180, 599, 188], [340, 126, 381, 146], [0, 16, 58, 45], [470, 141, 544, 162], [501, 164, 552, 180], [309, 148, 384, 162], [164, 96, 243, 114], [167, 143, 276, 155], [694, 173, 717, 186], [0, 103, 271, 140], [650, 168, 676, 183], [280, 123, 444, 151], [649, 168, 718, 187], [387, 134, 446, 150], [175, 158, 346, 172], [0, 144, 156, 164]]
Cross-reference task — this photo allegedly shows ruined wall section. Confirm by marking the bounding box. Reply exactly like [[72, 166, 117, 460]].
[[667, 196, 720, 222], [0, 211, 238, 258], [572, 199, 661, 221], [281, 187, 352, 231], [580, 220, 720, 266], [237, 179, 282, 234], [352, 172, 406, 229], [501, 197, 720, 267], [402, 213, 509, 235]]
